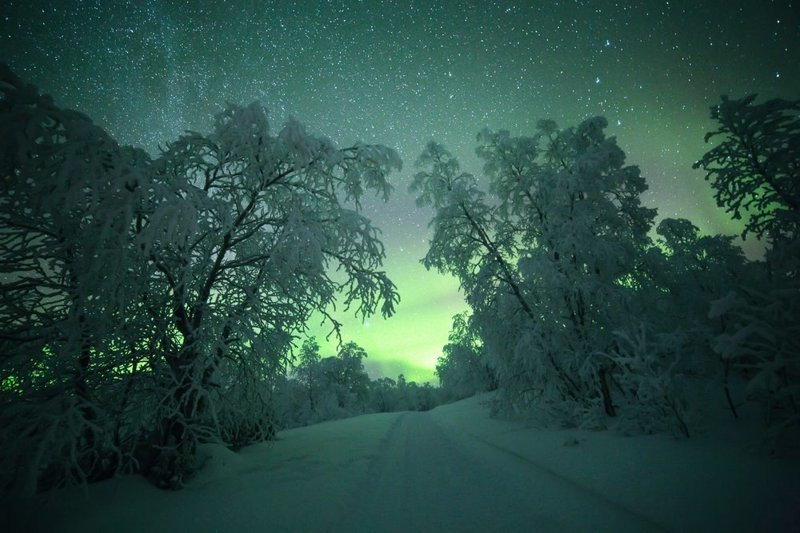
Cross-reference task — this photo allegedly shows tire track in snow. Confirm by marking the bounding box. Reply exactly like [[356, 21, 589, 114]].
[[327, 411, 666, 532]]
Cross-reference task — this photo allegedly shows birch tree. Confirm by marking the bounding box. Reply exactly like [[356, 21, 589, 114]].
[[414, 117, 661, 427], [138, 102, 401, 486]]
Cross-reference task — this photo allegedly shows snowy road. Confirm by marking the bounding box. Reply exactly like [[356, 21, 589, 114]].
[[330, 411, 664, 532], [8, 394, 799, 532]]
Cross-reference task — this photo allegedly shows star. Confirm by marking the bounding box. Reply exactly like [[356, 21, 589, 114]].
[[2, 0, 797, 380]]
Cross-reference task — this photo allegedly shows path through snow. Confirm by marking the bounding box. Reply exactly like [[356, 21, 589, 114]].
[[332, 411, 662, 532], [5, 394, 799, 532]]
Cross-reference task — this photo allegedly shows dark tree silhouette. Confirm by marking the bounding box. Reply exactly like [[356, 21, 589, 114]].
[[697, 95, 800, 448], [694, 94, 800, 241]]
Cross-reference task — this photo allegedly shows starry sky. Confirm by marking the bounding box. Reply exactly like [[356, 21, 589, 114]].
[[2, 0, 798, 382]]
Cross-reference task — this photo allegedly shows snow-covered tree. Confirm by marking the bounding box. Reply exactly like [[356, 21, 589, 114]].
[[136, 102, 401, 486], [629, 217, 754, 423], [477, 119, 657, 423], [435, 313, 496, 400], [694, 95, 799, 242], [410, 141, 514, 301], [0, 64, 151, 493], [645, 219, 747, 365], [0, 65, 402, 492], [410, 142, 541, 404], [369, 376, 399, 412], [696, 95, 800, 450], [333, 341, 371, 408], [295, 337, 323, 414], [276, 340, 444, 425], [414, 118, 663, 428]]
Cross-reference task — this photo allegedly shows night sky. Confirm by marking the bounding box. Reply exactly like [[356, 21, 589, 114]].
[[3, 0, 798, 382]]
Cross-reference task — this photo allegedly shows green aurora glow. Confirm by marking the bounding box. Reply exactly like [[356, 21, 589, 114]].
[[308, 264, 467, 383], [2, 0, 797, 382]]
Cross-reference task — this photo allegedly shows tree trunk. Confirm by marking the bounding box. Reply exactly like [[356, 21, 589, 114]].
[[145, 343, 204, 489], [599, 367, 616, 417]]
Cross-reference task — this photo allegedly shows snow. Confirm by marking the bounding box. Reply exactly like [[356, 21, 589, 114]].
[[5, 394, 799, 532], [431, 395, 800, 532]]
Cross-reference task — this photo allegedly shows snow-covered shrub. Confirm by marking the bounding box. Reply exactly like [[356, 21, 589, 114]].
[[213, 384, 276, 452], [643, 218, 749, 376], [604, 325, 692, 437], [710, 285, 800, 450], [0, 391, 119, 494]]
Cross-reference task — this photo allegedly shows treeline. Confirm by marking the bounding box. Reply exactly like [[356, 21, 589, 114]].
[[425, 96, 799, 447], [274, 338, 441, 429], [0, 65, 402, 493]]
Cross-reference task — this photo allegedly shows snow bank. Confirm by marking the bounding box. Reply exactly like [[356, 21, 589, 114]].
[[4, 412, 403, 532], [430, 393, 800, 532]]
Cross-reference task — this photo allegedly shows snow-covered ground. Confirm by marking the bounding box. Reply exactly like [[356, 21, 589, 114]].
[[4, 394, 799, 532]]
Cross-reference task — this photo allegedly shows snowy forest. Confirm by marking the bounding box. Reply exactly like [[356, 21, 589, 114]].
[[421, 98, 799, 440], [1, 62, 798, 501]]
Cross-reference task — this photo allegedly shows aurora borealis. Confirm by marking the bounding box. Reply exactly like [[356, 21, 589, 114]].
[[2, 0, 798, 382]]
